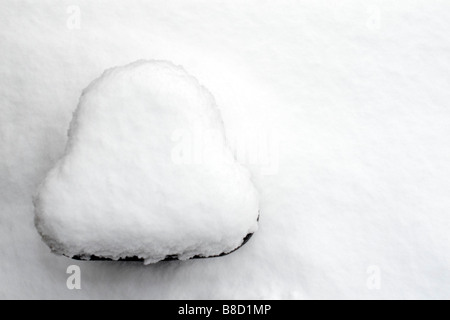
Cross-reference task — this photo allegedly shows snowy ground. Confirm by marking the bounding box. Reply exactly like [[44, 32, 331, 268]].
[[1, 0, 450, 299]]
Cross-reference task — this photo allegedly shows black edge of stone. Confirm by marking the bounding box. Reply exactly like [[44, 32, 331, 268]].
[[71, 232, 254, 263], [71, 215, 259, 263]]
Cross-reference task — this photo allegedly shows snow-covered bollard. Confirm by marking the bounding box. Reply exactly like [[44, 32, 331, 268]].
[[34, 61, 260, 265]]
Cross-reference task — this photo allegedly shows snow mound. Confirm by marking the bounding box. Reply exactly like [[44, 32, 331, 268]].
[[34, 60, 260, 264]]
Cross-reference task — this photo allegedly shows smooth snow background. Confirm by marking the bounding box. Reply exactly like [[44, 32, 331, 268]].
[[1, 0, 450, 299]]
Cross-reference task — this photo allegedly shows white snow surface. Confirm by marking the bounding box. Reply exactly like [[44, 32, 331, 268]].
[[34, 60, 260, 264], [1, 0, 450, 299]]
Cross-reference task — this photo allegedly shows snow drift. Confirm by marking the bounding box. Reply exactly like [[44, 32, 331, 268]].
[[34, 60, 260, 264]]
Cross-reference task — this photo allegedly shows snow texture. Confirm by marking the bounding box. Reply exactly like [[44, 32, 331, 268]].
[[34, 60, 259, 264], [1, 0, 450, 299]]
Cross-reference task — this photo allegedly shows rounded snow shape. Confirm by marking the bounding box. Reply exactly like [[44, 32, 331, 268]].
[[34, 60, 260, 264]]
